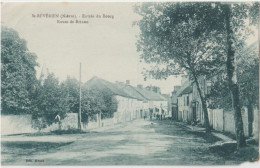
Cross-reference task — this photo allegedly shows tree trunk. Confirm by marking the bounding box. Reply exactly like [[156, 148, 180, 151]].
[[224, 4, 246, 148], [193, 75, 211, 133], [247, 100, 253, 137]]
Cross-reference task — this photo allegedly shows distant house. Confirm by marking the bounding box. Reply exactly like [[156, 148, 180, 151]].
[[134, 85, 168, 119], [161, 94, 172, 118], [85, 77, 136, 124], [177, 85, 193, 123], [191, 76, 210, 125], [171, 86, 181, 120], [116, 82, 148, 119], [85, 77, 168, 124]]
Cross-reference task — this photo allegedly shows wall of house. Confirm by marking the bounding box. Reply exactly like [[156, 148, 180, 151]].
[[114, 95, 143, 123], [192, 77, 211, 125], [177, 93, 192, 122]]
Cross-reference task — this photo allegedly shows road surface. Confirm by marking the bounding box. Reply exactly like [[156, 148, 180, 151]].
[[1, 119, 248, 165]]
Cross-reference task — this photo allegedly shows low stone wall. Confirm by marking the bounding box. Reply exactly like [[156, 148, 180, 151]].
[[41, 113, 79, 132], [209, 107, 258, 139], [1, 114, 36, 135], [2, 111, 143, 135]]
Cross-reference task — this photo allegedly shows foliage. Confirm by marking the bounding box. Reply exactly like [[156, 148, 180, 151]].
[[209, 43, 259, 109], [1, 27, 38, 114], [134, 2, 227, 80], [1, 27, 118, 130], [133, 2, 229, 132], [32, 72, 69, 129], [207, 75, 232, 110], [81, 88, 118, 121], [61, 76, 80, 113], [237, 45, 259, 107], [134, 2, 258, 80]]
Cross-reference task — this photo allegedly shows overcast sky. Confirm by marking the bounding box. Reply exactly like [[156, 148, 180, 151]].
[[2, 2, 257, 94], [2, 2, 181, 94]]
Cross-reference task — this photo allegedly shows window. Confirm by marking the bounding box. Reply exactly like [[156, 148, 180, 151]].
[[187, 96, 189, 106]]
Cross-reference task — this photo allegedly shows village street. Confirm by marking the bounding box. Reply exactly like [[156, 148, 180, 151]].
[[1, 119, 252, 165]]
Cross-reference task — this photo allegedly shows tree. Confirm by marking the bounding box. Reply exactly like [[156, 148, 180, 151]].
[[81, 88, 118, 121], [100, 91, 118, 119], [61, 76, 80, 113], [1, 27, 38, 114], [208, 41, 258, 138], [208, 42, 258, 111], [32, 72, 69, 129], [134, 2, 226, 133], [237, 42, 258, 137], [221, 3, 246, 147], [135, 2, 258, 148]]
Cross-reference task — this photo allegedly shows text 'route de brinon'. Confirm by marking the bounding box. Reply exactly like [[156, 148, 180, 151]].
[[31, 13, 115, 24]]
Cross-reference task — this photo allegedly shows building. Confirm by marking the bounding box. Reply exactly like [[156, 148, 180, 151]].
[[85, 76, 168, 123], [171, 86, 181, 120], [177, 85, 193, 123], [161, 94, 172, 118], [133, 85, 168, 120]]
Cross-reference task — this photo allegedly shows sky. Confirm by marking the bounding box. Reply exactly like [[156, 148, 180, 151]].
[[1, 2, 257, 94], [1, 2, 181, 94]]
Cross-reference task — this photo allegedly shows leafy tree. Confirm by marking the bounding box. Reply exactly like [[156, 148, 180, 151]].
[[209, 42, 258, 111], [32, 72, 69, 129], [236, 43, 258, 137], [237, 44, 259, 109], [1, 27, 38, 114], [134, 2, 258, 148], [60, 78, 118, 125], [61, 76, 80, 113], [207, 75, 232, 110], [81, 88, 118, 121], [208, 42, 258, 137], [217, 2, 258, 147], [134, 2, 226, 133], [100, 91, 118, 119]]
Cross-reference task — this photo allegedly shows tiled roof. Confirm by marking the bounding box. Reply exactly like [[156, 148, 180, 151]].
[[133, 87, 167, 101], [177, 85, 193, 97], [162, 94, 170, 99], [84, 77, 131, 98], [85, 76, 167, 101], [117, 85, 148, 101]]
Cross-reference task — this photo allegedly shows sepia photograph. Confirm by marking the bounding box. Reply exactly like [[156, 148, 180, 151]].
[[1, 0, 259, 166]]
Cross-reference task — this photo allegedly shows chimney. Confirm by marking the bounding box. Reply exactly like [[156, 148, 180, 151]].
[[126, 80, 130, 85], [137, 84, 143, 89]]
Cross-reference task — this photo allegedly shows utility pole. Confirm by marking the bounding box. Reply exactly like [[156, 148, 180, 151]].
[[78, 62, 82, 130]]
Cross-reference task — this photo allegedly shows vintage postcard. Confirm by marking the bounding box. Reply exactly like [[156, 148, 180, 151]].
[[1, 1, 259, 166]]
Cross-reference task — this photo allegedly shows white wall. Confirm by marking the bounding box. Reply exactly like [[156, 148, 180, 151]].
[[178, 93, 192, 122], [1, 114, 36, 135]]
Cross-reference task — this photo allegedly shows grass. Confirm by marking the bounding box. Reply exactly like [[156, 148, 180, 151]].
[[50, 129, 88, 135], [209, 142, 259, 162], [17, 128, 91, 137]]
